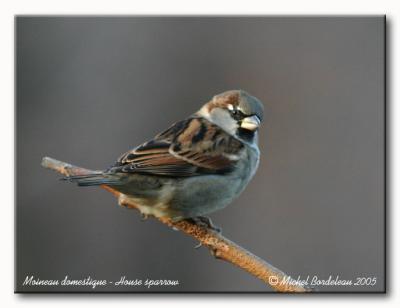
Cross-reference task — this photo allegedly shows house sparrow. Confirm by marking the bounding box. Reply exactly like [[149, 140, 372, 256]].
[[66, 90, 264, 230]]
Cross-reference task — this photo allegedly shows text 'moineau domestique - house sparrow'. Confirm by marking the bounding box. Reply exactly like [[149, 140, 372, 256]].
[[66, 90, 264, 230]]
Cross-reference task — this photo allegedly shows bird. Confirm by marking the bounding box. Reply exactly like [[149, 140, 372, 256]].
[[65, 90, 264, 231]]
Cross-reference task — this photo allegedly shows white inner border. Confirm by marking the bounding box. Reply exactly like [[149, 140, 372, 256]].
[[1, 0, 396, 307]]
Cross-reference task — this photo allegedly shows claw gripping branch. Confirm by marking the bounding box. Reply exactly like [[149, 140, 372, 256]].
[[41, 156, 311, 292]]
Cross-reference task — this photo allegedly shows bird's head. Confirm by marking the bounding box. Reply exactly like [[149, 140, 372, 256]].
[[197, 90, 264, 143]]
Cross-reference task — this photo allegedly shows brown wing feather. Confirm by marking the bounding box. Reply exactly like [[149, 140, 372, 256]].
[[110, 117, 243, 177]]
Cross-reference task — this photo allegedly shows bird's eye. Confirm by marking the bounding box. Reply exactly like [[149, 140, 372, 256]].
[[230, 109, 244, 120]]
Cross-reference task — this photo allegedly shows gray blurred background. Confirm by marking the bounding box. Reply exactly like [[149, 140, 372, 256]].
[[16, 17, 384, 292]]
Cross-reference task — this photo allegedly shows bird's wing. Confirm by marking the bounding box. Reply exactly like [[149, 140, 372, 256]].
[[110, 117, 244, 177]]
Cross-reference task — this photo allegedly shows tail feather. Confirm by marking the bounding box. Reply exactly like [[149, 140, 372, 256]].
[[62, 173, 122, 186]]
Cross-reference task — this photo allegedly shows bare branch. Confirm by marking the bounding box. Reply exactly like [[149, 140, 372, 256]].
[[41, 156, 311, 292]]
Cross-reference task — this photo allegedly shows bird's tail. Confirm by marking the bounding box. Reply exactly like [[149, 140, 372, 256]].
[[62, 172, 122, 187]]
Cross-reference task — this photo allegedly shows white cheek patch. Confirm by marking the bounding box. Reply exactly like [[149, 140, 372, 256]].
[[209, 108, 238, 135]]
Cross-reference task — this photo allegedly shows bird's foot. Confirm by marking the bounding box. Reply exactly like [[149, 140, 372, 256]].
[[187, 216, 222, 233], [194, 242, 203, 249]]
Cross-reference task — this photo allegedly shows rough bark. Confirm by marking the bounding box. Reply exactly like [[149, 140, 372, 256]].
[[41, 156, 310, 292]]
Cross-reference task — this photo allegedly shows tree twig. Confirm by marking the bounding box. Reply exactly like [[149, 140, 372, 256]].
[[41, 156, 311, 292]]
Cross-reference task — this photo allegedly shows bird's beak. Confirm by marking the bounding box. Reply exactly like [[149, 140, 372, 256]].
[[241, 115, 261, 131]]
